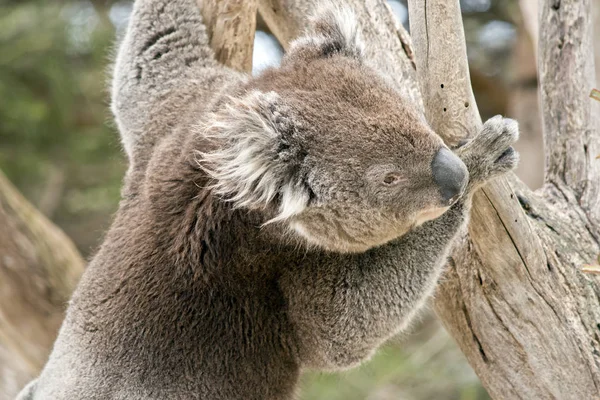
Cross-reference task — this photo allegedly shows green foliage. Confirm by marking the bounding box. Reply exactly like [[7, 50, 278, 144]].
[[0, 0, 125, 253]]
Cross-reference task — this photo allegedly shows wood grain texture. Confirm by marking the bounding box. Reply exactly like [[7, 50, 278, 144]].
[[199, 0, 258, 72], [538, 0, 600, 237], [407, 0, 481, 146]]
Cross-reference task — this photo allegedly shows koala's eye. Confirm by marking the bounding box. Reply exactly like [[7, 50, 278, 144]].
[[382, 173, 404, 186]]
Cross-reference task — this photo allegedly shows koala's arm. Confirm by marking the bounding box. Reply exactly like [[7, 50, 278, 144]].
[[282, 201, 468, 369], [111, 0, 241, 184], [282, 116, 519, 370]]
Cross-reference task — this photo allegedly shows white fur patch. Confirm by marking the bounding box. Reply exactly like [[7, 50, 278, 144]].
[[196, 91, 307, 223], [414, 206, 450, 227], [266, 182, 309, 224]]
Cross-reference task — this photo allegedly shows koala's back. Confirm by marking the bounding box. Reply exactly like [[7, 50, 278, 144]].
[[25, 139, 300, 400], [23, 65, 301, 399]]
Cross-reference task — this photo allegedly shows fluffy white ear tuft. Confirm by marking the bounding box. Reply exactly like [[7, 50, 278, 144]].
[[196, 91, 309, 223], [286, 2, 364, 62]]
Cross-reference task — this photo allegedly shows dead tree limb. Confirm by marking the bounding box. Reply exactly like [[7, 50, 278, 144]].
[[0, 171, 84, 400], [199, 0, 258, 72], [260, 0, 600, 398]]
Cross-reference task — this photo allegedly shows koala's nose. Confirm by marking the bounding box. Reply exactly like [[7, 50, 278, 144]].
[[432, 147, 468, 205]]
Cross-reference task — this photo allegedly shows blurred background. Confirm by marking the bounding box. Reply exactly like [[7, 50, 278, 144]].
[[0, 0, 597, 399]]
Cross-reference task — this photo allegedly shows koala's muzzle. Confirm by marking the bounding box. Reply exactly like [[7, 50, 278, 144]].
[[432, 147, 468, 205]]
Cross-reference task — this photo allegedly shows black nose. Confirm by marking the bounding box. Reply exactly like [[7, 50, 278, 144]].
[[431, 147, 468, 204]]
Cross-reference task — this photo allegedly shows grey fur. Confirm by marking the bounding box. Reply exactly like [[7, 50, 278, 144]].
[[17, 1, 518, 399]]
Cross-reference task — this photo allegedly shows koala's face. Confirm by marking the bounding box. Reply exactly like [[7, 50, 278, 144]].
[[199, 7, 468, 253], [257, 58, 467, 252]]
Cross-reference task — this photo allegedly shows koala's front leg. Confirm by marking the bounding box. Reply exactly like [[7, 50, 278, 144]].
[[283, 117, 518, 371], [283, 201, 471, 370], [111, 0, 217, 162], [457, 115, 520, 194]]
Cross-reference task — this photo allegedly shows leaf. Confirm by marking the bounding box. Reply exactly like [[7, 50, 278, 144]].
[[591, 89, 600, 102]]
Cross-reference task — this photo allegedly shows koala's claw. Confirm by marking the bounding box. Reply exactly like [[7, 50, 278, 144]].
[[457, 116, 519, 190]]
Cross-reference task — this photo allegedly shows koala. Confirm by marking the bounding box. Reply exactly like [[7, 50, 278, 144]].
[[17, 0, 518, 399]]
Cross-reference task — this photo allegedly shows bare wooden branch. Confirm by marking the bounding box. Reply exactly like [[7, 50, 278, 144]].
[[409, 0, 600, 398], [0, 170, 84, 398], [407, 0, 481, 146], [257, 0, 423, 107], [199, 0, 258, 72], [539, 0, 600, 235]]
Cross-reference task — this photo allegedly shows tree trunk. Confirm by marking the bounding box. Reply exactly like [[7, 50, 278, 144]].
[[259, 0, 600, 398], [0, 170, 84, 400]]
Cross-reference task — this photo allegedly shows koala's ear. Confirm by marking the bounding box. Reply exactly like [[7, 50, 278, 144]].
[[284, 3, 364, 63], [197, 91, 309, 223]]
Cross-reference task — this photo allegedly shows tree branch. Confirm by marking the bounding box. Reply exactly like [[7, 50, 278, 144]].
[[407, 0, 481, 145], [538, 0, 600, 236], [410, 0, 600, 397], [0, 170, 84, 397], [198, 0, 258, 72]]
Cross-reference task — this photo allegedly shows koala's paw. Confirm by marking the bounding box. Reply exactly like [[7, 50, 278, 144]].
[[457, 115, 519, 190]]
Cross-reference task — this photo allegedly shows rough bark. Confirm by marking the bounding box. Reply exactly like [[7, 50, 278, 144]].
[[410, 0, 600, 398], [539, 0, 600, 235], [0, 170, 84, 400], [261, 0, 600, 398], [199, 0, 258, 72]]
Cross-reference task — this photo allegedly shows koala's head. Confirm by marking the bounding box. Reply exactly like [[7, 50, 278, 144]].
[[198, 5, 468, 253]]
